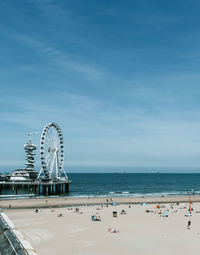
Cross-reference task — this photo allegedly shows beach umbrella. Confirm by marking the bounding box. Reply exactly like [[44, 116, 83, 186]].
[[112, 202, 118, 206]]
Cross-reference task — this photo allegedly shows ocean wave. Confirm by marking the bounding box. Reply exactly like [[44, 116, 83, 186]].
[[0, 194, 36, 200], [0, 189, 199, 200], [68, 190, 200, 198]]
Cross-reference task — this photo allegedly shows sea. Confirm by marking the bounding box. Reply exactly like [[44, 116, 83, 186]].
[[67, 173, 200, 197], [1, 173, 200, 199]]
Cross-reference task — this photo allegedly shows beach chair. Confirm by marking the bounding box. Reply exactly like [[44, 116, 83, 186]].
[[113, 211, 117, 217]]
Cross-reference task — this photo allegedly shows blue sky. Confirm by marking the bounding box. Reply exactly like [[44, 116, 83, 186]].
[[1, 0, 200, 172]]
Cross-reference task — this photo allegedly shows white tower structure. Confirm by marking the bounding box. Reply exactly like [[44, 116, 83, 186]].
[[10, 132, 39, 181], [24, 132, 38, 171]]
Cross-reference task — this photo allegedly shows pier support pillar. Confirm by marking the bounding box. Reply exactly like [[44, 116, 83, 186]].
[[43, 185, 46, 195], [55, 184, 58, 194], [48, 185, 51, 195], [30, 185, 33, 194], [65, 183, 69, 193], [46, 186, 49, 196]]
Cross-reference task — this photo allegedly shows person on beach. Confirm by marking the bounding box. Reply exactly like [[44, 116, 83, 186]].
[[108, 228, 119, 233], [187, 220, 191, 229]]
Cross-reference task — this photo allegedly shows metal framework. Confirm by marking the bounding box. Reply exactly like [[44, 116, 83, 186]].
[[37, 123, 67, 180], [24, 132, 37, 171], [0, 213, 30, 255]]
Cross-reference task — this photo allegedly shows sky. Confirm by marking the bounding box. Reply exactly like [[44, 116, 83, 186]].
[[1, 0, 200, 172]]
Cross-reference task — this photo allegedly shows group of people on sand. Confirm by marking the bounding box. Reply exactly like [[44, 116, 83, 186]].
[[91, 214, 101, 221], [34, 200, 193, 233], [120, 209, 127, 215], [106, 198, 113, 203]]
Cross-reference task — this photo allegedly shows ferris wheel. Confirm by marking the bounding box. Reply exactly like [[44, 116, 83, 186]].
[[37, 123, 67, 180]]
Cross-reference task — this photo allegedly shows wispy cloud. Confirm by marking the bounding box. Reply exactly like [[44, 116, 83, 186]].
[[1, 0, 200, 169], [29, 0, 67, 20], [12, 34, 102, 80], [1, 89, 200, 168]]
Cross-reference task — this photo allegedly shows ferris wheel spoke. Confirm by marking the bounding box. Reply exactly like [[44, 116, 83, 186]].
[[55, 151, 58, 178], [46, 152, 54, 170], [45, 150, 53, 163], [47, 151, 56, 175], [49, 151, 56, 176]]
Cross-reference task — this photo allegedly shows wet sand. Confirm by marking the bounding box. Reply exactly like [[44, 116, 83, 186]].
[[0, 195, 200, 209]]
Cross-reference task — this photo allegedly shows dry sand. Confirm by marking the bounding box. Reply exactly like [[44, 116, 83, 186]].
[[3, 196, 200, 255]]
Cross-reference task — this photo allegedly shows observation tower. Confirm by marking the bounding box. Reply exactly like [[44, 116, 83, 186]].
[[9, 133, 38, 181], [24, 132, 37, 171]]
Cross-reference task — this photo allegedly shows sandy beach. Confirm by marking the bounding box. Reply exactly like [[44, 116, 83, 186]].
[[1, 195, 200, 209], [2, 196, 200, 255]]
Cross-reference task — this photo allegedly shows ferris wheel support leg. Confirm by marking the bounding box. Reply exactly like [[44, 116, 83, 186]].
[[37, 168, 43, 179], [62, 168, 67, 179]]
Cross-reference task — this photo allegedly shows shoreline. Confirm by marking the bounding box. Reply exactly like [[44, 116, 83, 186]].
[[0, 195, 199, 209]]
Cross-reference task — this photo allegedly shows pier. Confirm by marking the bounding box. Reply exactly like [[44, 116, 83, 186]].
[[0, 179, 71, 196], [0, 123, 71, 197]]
